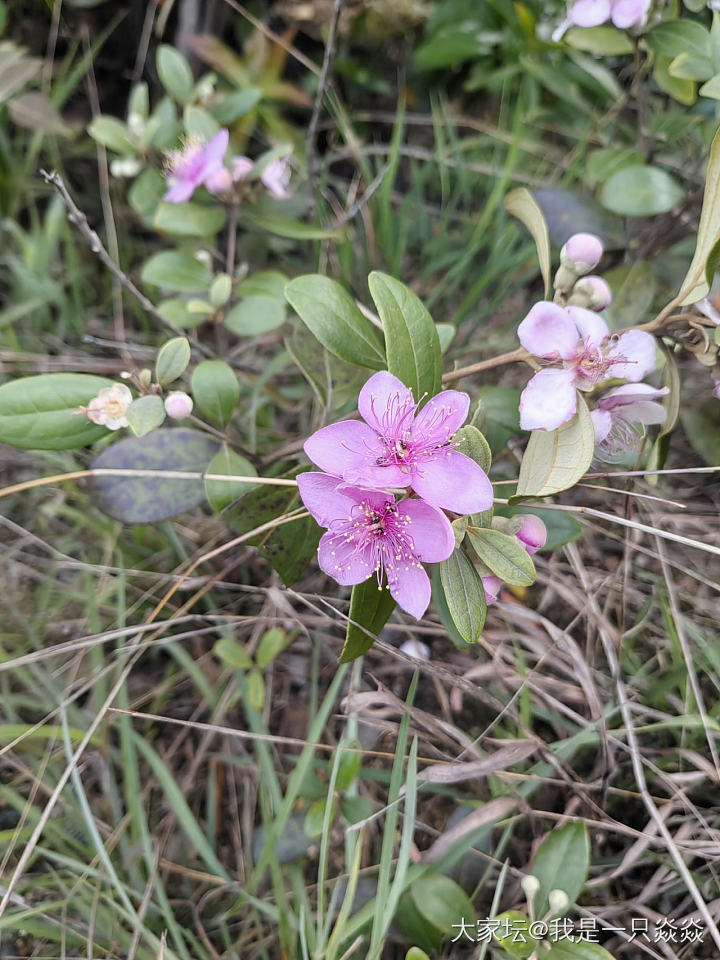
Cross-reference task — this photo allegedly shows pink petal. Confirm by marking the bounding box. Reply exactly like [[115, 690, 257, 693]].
[[611, 0, 649, 28], [598, 383, 669, 409], [412, 390, 470, 447], [519, 368, 577, 431], [297, 472, 353, 527], [591, 408, 613, 443], [410, 449, 493, 515], [232, 156, 253, 181], [201, 129, 230, 173], [163, 179, 195, 203], [607, 330, 657, 382], [571, 0, 612, 26], [317, 532, 373, 586], [398, 499, 455, 562], [515, 514, 547, 555], [625, 400, 667, 427], [358, 371, 415, 435], [482, 576, 502, 605], [388, 562, 431, 619], [304, 420, 383, 477], [344, 461, 412, 489], [567, 305, 609, 348], [518, 302, 578, 360]]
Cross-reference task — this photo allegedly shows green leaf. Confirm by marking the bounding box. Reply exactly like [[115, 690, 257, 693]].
[[505, 188, 552, 298], [210, 273, 232, 307], [256, 627, 290, 669], [646, 19, 712, 60], [439, 549, 487, 644], [476, 385, 522, 454], [285, 275, 386, 370], [191, 360, 239, 427], [286, 323, 366, 407], [157, 44, 194, 104], [246, 668, 265, 711], [154, 202, 227, 237], [245, 211, 341, 240], [0, 373, 113, 450], [157, 298, 206, 330], [678, 125, 720, 304], [653, 53, 697, 105], [340, 578, 396, 663], [211, 87, 261, 124], [304, 798, 329, 839], [454, 424, 492, 473], [88, 115, 132, 152], [368, 271, 442, 400], [405, 949, 431, 960], [237, 270, 288, 299], [204, 445, 257, 512], [409, 873, 476, 938], [9, 92, 70, 136], [91, 428, 219, 523], [258, 511, 320, 587], [531, 821, 590, 919], [155, 336, 191, 385], [224, 296, 285, 336], [335, 740, 362, 792], [669, 50, 714, 81], [340, 794, 374, 825], [214, 637, 253, 670], [492, 911, 535, 959], [126, 395, 165, 437], [466, 528, 536, 586], [547, 941, 616, 960], [565, 25, 633, 55], [600, 165, 683, 217], [141, 251, 213, 292], [515, 393, 595, 499], [128, 167, 165, 222], [183, 104, 220, 140], [700, 72, 720, 98]]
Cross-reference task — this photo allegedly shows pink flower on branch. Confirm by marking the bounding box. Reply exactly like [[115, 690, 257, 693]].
[[163, 129, 230, 203], [518, 302, 657, 432], [304, 371, 493, 515], [260, 157, 292, 199], [591, 383, 669, 457], [298, 472, 455, 618]]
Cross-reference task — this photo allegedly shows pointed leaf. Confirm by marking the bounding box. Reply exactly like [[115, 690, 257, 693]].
[[340, 578, 396, 663], [439, 549, 487, 644], [505, 188, 551, 297], [466, 527, 536, 586]]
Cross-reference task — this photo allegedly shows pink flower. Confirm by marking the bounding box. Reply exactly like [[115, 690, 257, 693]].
[[483, 515, 547, 605], [518, 302, 657, 432], [562, 233, 604, 274], [163, 129, 230, 203], [260, 157, 291, 199], [85, 383, 133, 430], [553, 0, 649, 40], [568, 276, 613, 312], [304, 371, 493, 515], [591, 383, 669, 457], [297, 472, 455, 618]]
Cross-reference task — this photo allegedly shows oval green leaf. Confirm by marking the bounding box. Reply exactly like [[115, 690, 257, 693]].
[[204, 445, 257, 512], [340, 578, 396, 663], [0, 373, 114, 450], [439, 549, 487, 644], [156, 44, 194, 104], [155, 336, 191, 385], [515, 393, 594, 499], [126, 395, 165, 437], [600, 165, 683, 217], [530, 821, 590, 919], [224, 296, 285, 336], [505, 188, 552, 297], [141, 250, 213, 292], [466, 527, 536, 586], [154, 201, 227, 237], [191, 360, 239, 427]]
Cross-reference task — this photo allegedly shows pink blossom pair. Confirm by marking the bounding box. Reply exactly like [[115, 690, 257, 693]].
[[554, 0, 650, 40], [163, 129, 292, 203], [297, 371, 494, 619]]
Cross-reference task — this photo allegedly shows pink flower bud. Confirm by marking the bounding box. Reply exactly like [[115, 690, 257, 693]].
[[205, 167, 233, 195], [561, 232, 603, 274], [714, 381, 720, 400], [569, 275, 612, 312], [482, 576, 502, 605], [164, 391, 194, 420], [515, 515, 547, 555], [232, 156, 253, 182]]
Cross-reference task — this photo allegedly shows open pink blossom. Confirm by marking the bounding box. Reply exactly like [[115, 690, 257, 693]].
[[298, 472, 455, 618], [304, 371, 493, 515], [591, 383, 668, 457], [260, 157, 291, 199], [483, 515, 547, 605], [553, 0, 649, 40], [163, 130, 230, 203], [518, 302, 657, 432]]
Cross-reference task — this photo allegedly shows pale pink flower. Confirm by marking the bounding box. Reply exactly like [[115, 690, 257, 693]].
[[553, 0, 650, 40], [164, 391, 194, 420], [85, 383, 133, 430], [260, 157, 292, 199], [483, 515, 547, 604], [304, 371, 493, 515], [562, 233, 604, 274], [297, 472, 455, 619], [232, 156, 254, 182], [591, 383, 669, 458], [163, 129, 229, 203], [518, 302, 657, 431]]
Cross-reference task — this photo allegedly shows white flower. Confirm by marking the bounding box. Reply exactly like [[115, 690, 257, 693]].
[[85, 383, 133, 430]]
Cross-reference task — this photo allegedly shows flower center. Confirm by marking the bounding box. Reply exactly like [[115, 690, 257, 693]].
[[331, 497, 421, 587]]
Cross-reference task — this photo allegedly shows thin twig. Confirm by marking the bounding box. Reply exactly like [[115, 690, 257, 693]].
[[39, 169, 210, 353], [307, 0, 343, 207]]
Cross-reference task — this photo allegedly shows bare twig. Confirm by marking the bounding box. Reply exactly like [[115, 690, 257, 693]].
[[307, 0, 343, 207], [39, 169, 210, 353]]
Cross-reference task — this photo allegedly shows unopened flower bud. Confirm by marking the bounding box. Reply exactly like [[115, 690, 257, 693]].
[[110, 156, 141, 179], [714, 380, 720, 400], [164, 391, 194, 420], [138, 368, 152, 389], [548, 889, 570, 914], [568, 276, 612, 312], [232, 156, 253, 182], [521, 874, 541, 902], [560, 233, 603, 275], [515, 515, 547, 555], [194, 250, 212, 269], [399, 638, 430, 660], [205, 167, 233, 195], [127, 112, 145, 139]]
